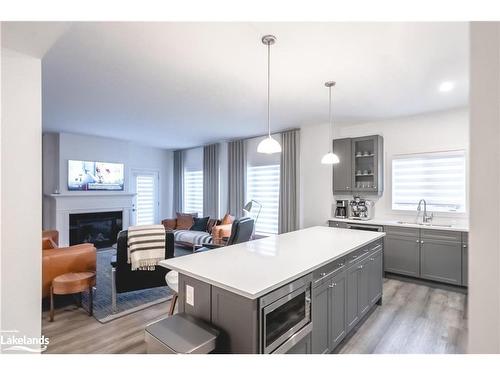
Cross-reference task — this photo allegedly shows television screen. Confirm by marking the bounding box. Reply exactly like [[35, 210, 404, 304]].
[[68, 160, 124, 191]]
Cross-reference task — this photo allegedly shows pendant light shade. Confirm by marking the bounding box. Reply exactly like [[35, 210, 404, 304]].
[[321, 81, 340, 164], [257, 135, 282, 154], [321, 152, 340, 164], [257, 35, 281, 154]]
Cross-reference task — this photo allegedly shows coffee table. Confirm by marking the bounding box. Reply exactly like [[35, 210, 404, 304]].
[[50, 271, 96, 322]]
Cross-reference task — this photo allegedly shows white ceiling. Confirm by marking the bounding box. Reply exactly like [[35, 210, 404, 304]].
[[4, 22, 469, 149]]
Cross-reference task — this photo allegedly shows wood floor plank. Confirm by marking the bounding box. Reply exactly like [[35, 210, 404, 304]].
[[42, 278, 467, 354]]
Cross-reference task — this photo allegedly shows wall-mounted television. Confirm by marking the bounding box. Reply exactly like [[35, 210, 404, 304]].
[[68, 160, 124, 191]]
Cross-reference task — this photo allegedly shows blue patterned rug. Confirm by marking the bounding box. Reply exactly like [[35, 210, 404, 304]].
[[79, 246, 191, 323]]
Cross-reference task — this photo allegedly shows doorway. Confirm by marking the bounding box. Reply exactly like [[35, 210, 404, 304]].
[[130, 170, 160, 226]]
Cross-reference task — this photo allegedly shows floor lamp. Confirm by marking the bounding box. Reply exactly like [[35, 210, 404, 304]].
[[243, 200, 262, 237]]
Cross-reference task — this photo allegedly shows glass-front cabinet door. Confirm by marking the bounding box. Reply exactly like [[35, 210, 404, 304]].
[[351, 135, 383, 194]]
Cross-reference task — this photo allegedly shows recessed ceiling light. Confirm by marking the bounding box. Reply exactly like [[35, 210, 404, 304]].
[[438, 81, 455, 93]]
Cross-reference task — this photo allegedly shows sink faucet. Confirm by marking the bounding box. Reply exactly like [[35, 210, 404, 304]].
[[417, 199, 433, 223]]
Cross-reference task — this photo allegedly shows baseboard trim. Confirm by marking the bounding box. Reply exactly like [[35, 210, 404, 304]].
[[384, 272, 468, 294]]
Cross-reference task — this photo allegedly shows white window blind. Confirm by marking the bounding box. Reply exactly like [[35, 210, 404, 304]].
[[392, 150, 466, 213], [184, 170, 203, 216], [135, 174, 157, 225], [247, 164, 280, 234]]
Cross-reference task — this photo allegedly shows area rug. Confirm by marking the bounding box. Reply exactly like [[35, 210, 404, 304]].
[[81, 248, 174, 323]]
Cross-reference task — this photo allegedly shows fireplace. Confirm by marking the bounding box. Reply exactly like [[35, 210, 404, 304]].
[[69, 211, 123, 248]]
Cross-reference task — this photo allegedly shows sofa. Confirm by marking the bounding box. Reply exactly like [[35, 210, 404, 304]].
[[162, 212, 235, 250], [110, 229, 174, 313], [42, 230, 96, 299]]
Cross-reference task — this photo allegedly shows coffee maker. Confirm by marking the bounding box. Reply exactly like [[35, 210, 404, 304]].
[[335, 200, 349, 219], [349, 196, 374, 220]]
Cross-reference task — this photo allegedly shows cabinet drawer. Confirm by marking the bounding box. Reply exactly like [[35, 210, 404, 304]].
[[313, 257, 346, 286], [421, 229, 461, 243], [329, 220, 348, 229], [346, 240, 381, 266], [384, 226, 419, 238]]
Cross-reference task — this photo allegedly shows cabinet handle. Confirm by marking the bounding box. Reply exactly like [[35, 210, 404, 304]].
[[373, 186, 377, 189], [463, 244, 467, 248], [346, 186, 350, 189], [370, 258, 375, 261], [357, 265, 364, 270], [338, 262, 344, 267], [421, 240, 424, 244], [329, 283, 337, 288], [415, 240, 420, 243], [352, 255, 358, 259], [320, 272, 327, 277]]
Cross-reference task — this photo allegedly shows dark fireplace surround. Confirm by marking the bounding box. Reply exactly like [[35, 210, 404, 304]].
[[69, 211, 123, 248]]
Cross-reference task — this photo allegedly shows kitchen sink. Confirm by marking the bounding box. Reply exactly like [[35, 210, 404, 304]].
[[396, 221, 453, 228]]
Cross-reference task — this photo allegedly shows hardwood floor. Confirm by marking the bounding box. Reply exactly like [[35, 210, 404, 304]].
[[42, 278, 467, 354], [336, 278, 468, 354]]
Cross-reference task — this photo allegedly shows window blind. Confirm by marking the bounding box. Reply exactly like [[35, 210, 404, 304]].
[[135, 174, 157, 225], [184, 170, 203, 216], [392, 150, 466, 212], [247, 164, 280, 234]]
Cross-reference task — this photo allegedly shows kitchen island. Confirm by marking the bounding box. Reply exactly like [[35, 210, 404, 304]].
[[160, 226, 385, 354]]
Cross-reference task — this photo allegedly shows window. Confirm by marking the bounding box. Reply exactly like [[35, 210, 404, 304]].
[[184, 170, 203, 216], [247, 164, 280, 234], [392, 150, 466, 213], [133, 172, 159, 226]]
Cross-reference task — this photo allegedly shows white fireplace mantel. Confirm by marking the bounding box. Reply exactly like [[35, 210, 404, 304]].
[[45, 192, 136, 246]]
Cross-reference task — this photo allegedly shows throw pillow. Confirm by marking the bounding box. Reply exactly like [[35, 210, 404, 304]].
[[221, 213, 235, 225], [190, 216, 210, 232], [176, 212, 196, 230]]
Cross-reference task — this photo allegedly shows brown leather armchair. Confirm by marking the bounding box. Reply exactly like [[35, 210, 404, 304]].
[[42, 230, 96, 298]]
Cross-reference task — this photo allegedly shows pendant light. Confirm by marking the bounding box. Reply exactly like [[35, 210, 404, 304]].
[[257, 35, 282, 154], [321, 81, 340, 164]]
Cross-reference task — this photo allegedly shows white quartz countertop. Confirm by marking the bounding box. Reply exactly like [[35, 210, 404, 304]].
[[328, 217, 469, 232], [160, 226, 385, 300]]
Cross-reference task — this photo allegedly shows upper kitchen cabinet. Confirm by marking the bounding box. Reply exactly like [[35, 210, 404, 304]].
[[351, 135, 384, 195], [332, 135, 384, 195], [332, 138, 352, 193]]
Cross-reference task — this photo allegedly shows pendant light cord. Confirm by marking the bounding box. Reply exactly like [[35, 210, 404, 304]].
[[267, 42, 271, 137], [329, 85, 333, 151]]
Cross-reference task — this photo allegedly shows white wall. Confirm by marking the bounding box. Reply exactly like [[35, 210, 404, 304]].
[[42, 132, 174, 226], [0, 48, 42, 351], [469, 21, 500, 353], [300, 108, 469, 228]]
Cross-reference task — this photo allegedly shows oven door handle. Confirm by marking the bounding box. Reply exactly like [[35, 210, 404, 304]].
[[272, 323, 312, 354]]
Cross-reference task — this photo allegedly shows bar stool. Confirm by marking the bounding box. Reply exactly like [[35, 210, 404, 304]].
[[166, 270, 179, 316]]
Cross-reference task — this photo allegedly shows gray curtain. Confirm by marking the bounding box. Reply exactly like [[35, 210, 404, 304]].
[[279, 129, 300, 233], [173, 150, 184, 214], [203, 143, 220, 218], [228, 139, 246, 219]]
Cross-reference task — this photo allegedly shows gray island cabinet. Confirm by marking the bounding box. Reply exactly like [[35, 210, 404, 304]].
[[160, 226, 385, 354]]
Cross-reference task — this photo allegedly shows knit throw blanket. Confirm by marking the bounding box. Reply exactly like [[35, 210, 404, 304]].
[[127, 225, 166, 271]]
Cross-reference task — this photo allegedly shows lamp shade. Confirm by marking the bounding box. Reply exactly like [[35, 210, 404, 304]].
[[257, 136, 282, 154], [321, 152, 340, 164], [243, 201, 253, 213]]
